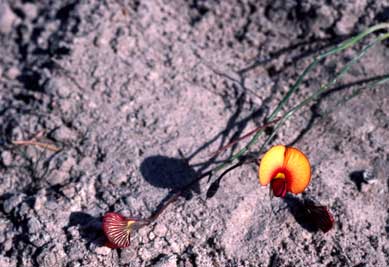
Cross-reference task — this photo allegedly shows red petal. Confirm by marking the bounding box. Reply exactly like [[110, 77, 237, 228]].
[[306, 205, 334, 233], [103, 212, 132, 248], [271, 178, 287, 198]]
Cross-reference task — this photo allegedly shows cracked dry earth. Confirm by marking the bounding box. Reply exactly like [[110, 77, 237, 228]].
[[1, 1, 389, 266]]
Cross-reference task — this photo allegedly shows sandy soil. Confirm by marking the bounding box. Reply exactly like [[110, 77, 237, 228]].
[[0, 1, 389, 266]]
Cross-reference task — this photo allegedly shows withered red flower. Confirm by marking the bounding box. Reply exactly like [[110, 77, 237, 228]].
[[103, 212, 138, 248], [305, 203, 335, 233]]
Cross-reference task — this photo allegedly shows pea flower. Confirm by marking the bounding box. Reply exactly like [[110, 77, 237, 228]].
[[259, 145, 311, 197], [103, 212, 140, 248]]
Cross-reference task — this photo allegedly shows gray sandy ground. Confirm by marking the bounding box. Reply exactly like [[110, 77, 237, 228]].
[[0, 0, 388, 266]]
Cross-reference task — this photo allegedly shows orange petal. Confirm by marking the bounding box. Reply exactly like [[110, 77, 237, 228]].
[[283, 147, 311, 194], [258, 145, 286, 186]]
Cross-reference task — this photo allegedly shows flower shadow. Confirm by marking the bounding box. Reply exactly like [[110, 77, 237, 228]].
[[283, 195, 331, 233], [67, 212, 107, 247]]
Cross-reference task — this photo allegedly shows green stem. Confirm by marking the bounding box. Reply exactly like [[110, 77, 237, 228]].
[[212, 24, 389, 174], [258, 33, 389, 154]]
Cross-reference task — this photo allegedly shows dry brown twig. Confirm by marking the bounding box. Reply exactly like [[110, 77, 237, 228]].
[[12, 130, 61, 152]]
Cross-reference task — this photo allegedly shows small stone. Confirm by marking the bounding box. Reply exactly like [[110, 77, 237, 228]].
[[154, 255, 178, 267], [0, 255, 17, 267], [60, 155, 77, 172], [66, 226, 80, 239], [335, 14, 357, 35], [0, 2, 17, 34], [4, 66, 20, 80], [36, 244, 65, 267], [52, 126, 77, 142], [94, 29, 111, 47], [22, 3, 38, 20], [111, 173, 129, 186], [101, 191, 116, 206], [1, 150, 12, 166], [148, 231, 155, 240], [3, 194, 24, 213], [2, 237, 13, 252], [30, 232, 51, 247], [33, 191, 46, 211], [18, 202, 31, 217], [47, 170, 70, 185], [154, 223, 168, 237], [62, 185, 76, 198], [67, 262, 81, 267], [362, 169, 376, 183], [94, 246, 111, 255], [138, 247, 153, 261], [45, 200, 58, 210], [170, 241, 181, 254], [78, 157, 94, 171], [28, 217, 41, 234], [137, 226, 149, 240]]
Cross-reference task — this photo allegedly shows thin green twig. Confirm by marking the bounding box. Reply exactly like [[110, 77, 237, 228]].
[[258, 33, 389, 154], [212, 24, 389, 174]]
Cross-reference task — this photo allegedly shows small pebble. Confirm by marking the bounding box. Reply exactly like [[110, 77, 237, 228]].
[[22, 3, 38, 20], [0, 2, 17, 34], [363, 169, 376, 184], [148, 231, 155, 240], [154, 255, 178, 267], [4, 66, 20, 80], [52, 126, 77, 141], [154, 223, 168, 237], [28, 217, 41, 234], [94, 246, 111, 255], [3, 194, 24, 214], [1, 151, 12, 166]]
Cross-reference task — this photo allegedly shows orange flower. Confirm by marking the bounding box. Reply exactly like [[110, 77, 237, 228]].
[[258, 145, 311, 197]]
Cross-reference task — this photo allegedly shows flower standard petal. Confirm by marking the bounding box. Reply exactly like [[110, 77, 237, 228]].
[[283, 147, 311, 194]]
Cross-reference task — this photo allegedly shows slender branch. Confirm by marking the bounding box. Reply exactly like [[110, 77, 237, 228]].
[[12, 140, 61, 152], [209, 117, 281, 157]]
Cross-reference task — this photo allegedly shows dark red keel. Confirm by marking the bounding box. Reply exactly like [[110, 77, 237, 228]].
[[271, 178, 287, 198]]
